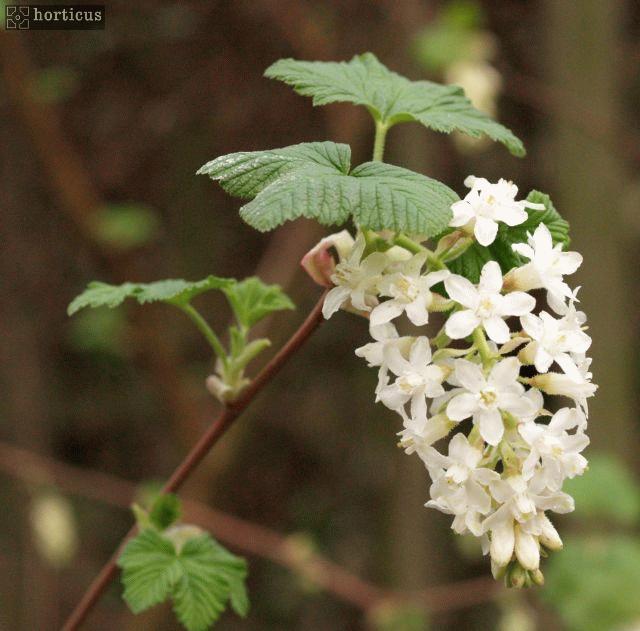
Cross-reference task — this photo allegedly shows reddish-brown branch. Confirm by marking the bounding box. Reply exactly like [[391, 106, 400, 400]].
[[0, 439, 499, 618], [59, 292, 327, 630]]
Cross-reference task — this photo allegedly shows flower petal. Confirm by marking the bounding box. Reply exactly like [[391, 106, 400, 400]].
[[476, 408, 504, 445], [475, 216, 499, 246], [501, 291, 536, 316], [446, 392, 478, 421], [446, 310, 480, 339], [369, 300, 404, 327], [479, 261, 503, 293], [489, 356, 521, 388], [455, 359, 486, 392], [444, 275, 479, 309], [483, 316, 510, 344]]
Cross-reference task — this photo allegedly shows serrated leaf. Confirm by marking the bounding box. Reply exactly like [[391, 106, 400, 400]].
[[68, 276, 233, 316], [172, 535, 249, 631], [446, 241, 492, 282], [118, 529, 182, 613], [201, 142, 459, 234], [445, 189, 570, 282], [149, 494, 182, 530], [118, 529, 249, 631], [506, 190, 570, 250], [196, 141, 350, 198], [222, 277, 294, 329], [265, 53, 524, 156]]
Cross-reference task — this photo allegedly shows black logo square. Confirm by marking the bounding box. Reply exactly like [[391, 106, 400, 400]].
[[5, 5, 30, 29]]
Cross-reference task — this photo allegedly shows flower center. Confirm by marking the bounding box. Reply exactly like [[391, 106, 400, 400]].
[[477, 296, 496, 317], [394, 275, 418, 301], [479, 388, 497, 407]]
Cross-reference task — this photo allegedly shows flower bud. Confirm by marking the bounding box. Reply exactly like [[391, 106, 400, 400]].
[[515, 527, 540, 571], [538, 514, 563, 551], [530, 568, 545, 586], [529, 372, 597, 401], [517, 341, 537, 366], [490, 521, 515, 568], [505, 562, 528, 589], [491, 558, 507, 580]]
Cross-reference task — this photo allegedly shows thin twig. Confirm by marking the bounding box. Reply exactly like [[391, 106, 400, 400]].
[[0, 439, 500, 617], [58, 292, 327, 630]]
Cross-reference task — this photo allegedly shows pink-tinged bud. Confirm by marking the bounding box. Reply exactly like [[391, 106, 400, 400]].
[[301, 231, 354, 287]]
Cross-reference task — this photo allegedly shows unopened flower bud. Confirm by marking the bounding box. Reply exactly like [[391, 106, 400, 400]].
[[515, 527, 540, 571], [538, 514, 563, 551], [530, 568, 545, 586], [529, 372, 597, 401], [517, 341, 537, 366], [506, 562, 528, 589]]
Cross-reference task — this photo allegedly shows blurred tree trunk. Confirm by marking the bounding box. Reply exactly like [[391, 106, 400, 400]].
[[544, 0, 639, 463], [386, 125, 453, 593]]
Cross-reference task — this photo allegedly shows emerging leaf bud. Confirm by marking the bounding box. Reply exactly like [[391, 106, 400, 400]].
[[301, 230, 354, 287]]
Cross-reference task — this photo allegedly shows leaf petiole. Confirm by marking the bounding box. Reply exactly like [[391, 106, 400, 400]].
[[372, 119, 390, 162], [178, 302, 229, 367]]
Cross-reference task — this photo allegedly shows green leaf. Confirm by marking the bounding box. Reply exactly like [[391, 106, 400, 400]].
[[172, 535, 249, 630], [68, 276, 232, 316], [563, 454, 640, 527], [265, 53, 524, 156], [201, 142, 459, 234], [446, 189, 570, 282], [118, 529, 249, 631], [445, 240, 492, 282], [222, 277, 294, 328], [118, 529, 182, 613], [543, 535, 640, 631], [505, 190, 570, 251], [149, 494, 182, 530], [196, 141, 350, 198]]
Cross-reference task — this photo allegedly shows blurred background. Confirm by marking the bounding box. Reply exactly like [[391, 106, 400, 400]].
[[1, 1, 640, 629]]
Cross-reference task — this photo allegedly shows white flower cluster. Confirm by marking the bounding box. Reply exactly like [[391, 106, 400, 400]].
[[303, 176, 596, 586]]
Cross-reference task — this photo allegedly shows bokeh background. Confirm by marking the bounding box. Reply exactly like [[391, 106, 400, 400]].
[[2, 1, 640, 629]]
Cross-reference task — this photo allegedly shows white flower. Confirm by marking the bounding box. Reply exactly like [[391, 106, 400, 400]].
[[449, 176, 545, 246], [322, 234, 389, 319], [425, 434, 500, 535], [301, 230, 355, 287], [355, 323, 412, 393], [445, 261, 535, 344], [506, 224, 582, 314], [397, 413, 455, 460], [446, 358, 536, 445], [370, 252, 449, 327], [482, 474, 574, 568], [519, 408, 589, 489], [529, 372, 597, 415], [520, 306, 591, 381], [378, 337, 446, 423]]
